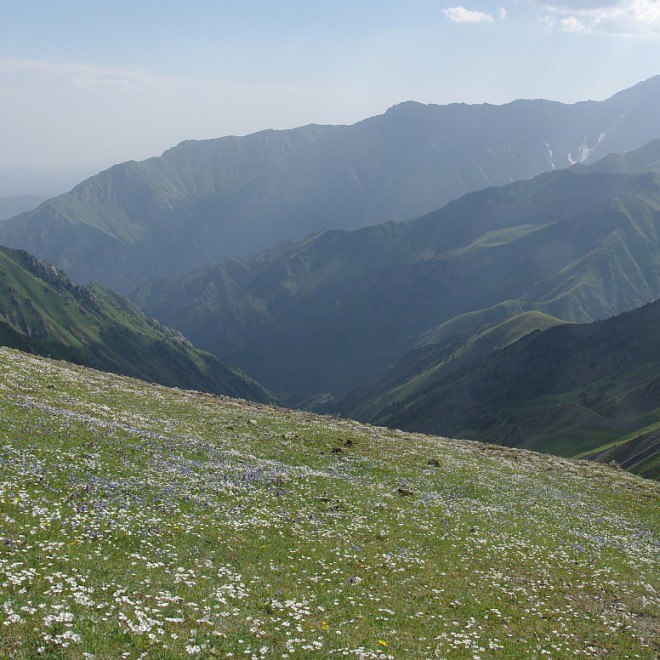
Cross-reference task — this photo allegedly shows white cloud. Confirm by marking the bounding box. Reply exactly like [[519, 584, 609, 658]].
[[560, 15, 591, 31], [499, 7, 509, 19], [443, 6, 494, 24], [531, 0, 660, 37]]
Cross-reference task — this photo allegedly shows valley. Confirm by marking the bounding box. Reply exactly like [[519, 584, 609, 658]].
[[1, 78, 659, 482], [132, 142, 660, 422]]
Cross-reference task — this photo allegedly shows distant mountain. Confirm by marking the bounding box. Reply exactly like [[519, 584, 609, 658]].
[[340, 301, 660, 480], [132, 139, 660, 407], [0, 246, 272, 402], [0, 195, 43, 222], [3, 77, 660, 292]]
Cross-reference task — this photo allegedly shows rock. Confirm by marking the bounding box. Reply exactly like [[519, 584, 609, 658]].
[[427, 458, 440, 467]]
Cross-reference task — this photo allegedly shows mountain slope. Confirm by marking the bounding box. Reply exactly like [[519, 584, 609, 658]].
[[0, 346, 657, 656], [0, 246, 272, 402], [133, 141, 660, 406], [3, 77, 660, 292], [339, 311, 567, 420], [339, 300, 660, 479]]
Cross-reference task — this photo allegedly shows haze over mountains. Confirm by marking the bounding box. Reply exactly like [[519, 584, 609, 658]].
[[2, 76, 660, 293], [0, 195, 43, 222], [0, 166, 95, 198], [133, 139, 660, 402], [1, 77, 660, 476]]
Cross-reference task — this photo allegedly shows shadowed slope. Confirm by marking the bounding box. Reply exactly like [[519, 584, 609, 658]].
[[0, 246, 272, 402], [340, 301, 660, 479]]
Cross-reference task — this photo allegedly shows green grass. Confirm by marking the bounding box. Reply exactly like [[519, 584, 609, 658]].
[[0, 347, 657, 657], [438, 224, 549, 259]]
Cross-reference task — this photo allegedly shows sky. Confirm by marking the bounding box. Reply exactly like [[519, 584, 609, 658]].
[[1, 0, 659, 182]]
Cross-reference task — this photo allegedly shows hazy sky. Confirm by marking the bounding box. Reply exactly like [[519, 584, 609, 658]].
[[1, 0, 659, 174]]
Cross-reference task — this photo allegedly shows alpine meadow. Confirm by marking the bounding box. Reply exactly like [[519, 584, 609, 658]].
[[0, 349, 657, 657], [1, 8, 660, 655]]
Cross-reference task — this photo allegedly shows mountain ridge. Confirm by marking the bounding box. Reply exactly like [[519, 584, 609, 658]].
[[3, 76, 660, 292], [0, 245, 272, 402]]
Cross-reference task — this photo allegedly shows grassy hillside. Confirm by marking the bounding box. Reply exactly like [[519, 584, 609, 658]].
[[340, 311, 566, 422], [0, 347, 657, 657], [0, 246, 272, 403], [340, 301, 660, 480]]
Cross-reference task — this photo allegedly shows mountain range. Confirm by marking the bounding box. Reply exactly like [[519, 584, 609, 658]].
[[2, 76, 660, 293], [2, 78, 660, 478], [132, 138, 660, 412], [0, 245, 272, 402]]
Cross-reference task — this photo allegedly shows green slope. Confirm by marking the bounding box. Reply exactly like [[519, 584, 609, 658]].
[[0, 246, 273, 402], [340, 310, 566, 421], [133, 141, 660, 406], [0, 347, 657, 657], [341, 300, 660, 479], [3, 78, 660, 292]]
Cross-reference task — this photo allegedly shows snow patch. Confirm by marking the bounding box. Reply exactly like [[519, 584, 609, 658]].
[[485, 148, 501, 162], [568, 132, 608, 165], [567, 137, 592, 165], [545, 143, 556, 170]]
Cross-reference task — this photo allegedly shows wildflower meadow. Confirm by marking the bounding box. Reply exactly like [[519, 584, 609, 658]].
[[0, 347, 657, 658]]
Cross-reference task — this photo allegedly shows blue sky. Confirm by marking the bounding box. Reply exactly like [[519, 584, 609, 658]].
[[1, 1, 659, 173]]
